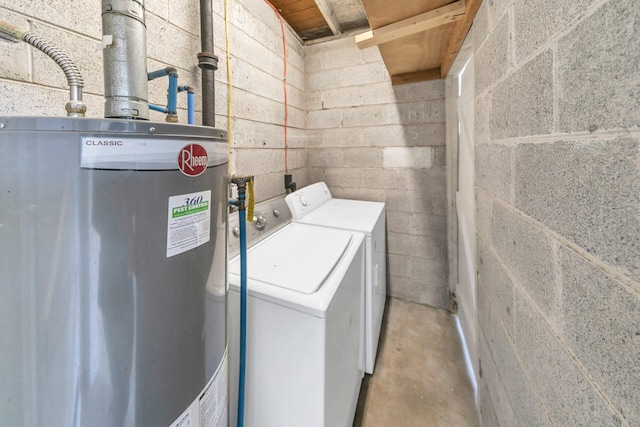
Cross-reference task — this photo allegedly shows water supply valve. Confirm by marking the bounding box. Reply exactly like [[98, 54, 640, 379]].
[[284, 173, 296, 193]]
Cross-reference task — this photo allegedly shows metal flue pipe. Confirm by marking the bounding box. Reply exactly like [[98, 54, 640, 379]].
[[101, 0, 150, 120], [198, 0, 218, 127]]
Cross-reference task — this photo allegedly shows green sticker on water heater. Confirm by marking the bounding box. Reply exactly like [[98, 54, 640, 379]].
[[167, 190, 211, 257]]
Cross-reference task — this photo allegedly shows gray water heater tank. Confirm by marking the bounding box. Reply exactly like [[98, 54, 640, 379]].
[[0, 117, 229, 427]]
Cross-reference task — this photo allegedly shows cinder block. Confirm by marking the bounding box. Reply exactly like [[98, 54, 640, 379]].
[[146, 14, 200, 73], [323, 167, 363, 188], [0, 80, 89, 117], [320, 44, 362, 70], [168, 0, 200, 35], [472, 1, 490, 52], [363, 125, 406, 147], [560, 247, 640, 423], [386, 211, 410, 234], [514, 137, 640, 283], [407, 123, 447, 146], [305, 52, 322, 72], [306, 92, 323, 111], [146, 0, 169, 19], [0, 10, 30, 82], [475, 14, 510, 94], [387, 253, 408, 278], [330, 186, 387, 203], [306, 168, 325, 184], [475, 91, 491, 144], [478, 328, 518, 427], [383, 147, 432, 169], [362, 168, 406, 190], [306, 130, 324, 148], [322, 86, 362, 109], [476, 143, 513, 203], [487, 0, 510, 31], [306, 62, 388, 92], [491, 202, 558, 322], [322, 127, 364, 147], [343, 105, 386, 127], [513, 0, 597, 63], [386, 189, 447, 216], [489, 304, 553, 426], [9, 1, 102, 39], [393, 80, 445, 102], [359, 45, 382, 64], [514, 289, 622, 427], [406, 167, 446, 193], [387, 232, 447, 263], [476, 189, 493, 244], [343, 147, 383, 168], [558, 1, 640, 132], [252, 172, 285, 202], [387, 100, 445, 125], [407, 256, 446, 284], [236, 148, 282, 175], [306, 108, 342, 129], [477, 239, 515, 337], [478, 380, 499, 427], [306, 148, 343, 167], [491, 50, 554, 139], [407, 213, 447, 240], [361, 82, 397, 106]]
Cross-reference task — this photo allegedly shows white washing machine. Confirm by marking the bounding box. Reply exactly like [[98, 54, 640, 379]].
[[228, 197, 365, 427], [285, 182, 386, 374]]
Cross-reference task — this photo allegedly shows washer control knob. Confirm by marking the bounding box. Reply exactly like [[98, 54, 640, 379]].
[[273, 209, 280, 217], [253, 212, 266, 231], [300, 196, 308, 206], [232, 226, 240, 238]]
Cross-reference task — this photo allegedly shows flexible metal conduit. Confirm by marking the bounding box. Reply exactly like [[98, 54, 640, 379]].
[[0, 21, 86, 117]]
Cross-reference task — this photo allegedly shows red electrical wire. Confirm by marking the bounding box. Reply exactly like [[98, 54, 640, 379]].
[[263, 0, 289, 173]]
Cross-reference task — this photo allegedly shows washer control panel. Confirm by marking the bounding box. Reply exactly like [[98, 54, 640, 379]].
[[285, 181, 332, 220], [228, 196, 292, 255]]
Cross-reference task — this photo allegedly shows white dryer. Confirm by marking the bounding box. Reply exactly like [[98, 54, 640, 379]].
[[228, 198, 365, 427], [285, 182, 386, 374]]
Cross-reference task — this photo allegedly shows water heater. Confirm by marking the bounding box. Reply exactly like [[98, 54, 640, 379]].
[[0, 117, 229, 427]]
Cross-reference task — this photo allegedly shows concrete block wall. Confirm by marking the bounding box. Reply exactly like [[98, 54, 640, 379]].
[[473, 0, 640, 425], [0, 0, 306, 202], [305, 38, 449, 308]]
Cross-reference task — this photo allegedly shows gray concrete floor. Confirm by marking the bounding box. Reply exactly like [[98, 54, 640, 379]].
[[353, 298, 479, 427]]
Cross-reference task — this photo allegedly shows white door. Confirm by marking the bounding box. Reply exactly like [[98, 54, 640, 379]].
[[456, 56, 477, 389]]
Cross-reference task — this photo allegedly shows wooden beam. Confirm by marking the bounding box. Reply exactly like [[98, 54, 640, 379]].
[[440, 0, 482, 78], [391, 68, 442, 85], [356, 0, 466, 49], [314, 0, 342, 35]]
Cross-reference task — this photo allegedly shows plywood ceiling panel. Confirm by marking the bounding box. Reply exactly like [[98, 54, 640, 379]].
[[361, 0, 453, 28], [267, 0, 482, 83], [377, 20, 457, 76]]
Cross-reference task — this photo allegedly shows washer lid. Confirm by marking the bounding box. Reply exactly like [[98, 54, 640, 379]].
[[298, 199, 385, 234], [235, 223, 352, 294]]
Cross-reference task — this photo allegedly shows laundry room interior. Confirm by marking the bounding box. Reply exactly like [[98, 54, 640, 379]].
[[0, 0, 638, 426]]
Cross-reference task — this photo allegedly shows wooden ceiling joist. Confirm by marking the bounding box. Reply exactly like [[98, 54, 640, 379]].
[[440, 0, 482, 77], [314, 0, 342, 35], [391, 68, 442, 85], [355, 0, 465, 49]]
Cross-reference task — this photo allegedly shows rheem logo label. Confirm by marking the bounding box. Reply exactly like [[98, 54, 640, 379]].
[[178, 144, 208, 177]]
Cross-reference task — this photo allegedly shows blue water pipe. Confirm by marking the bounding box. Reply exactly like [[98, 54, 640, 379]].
[[147, 67, 179, 122], [229, 175, 253, 427], [179, 86, 195, 125]]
